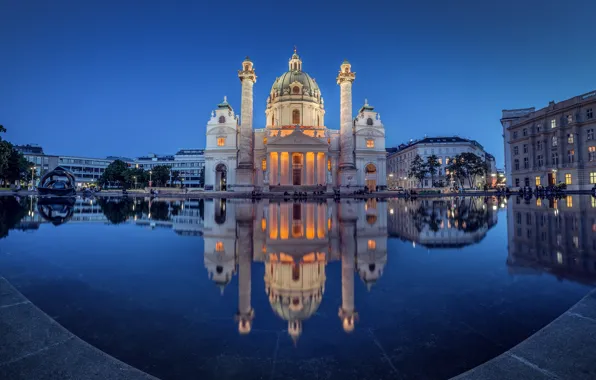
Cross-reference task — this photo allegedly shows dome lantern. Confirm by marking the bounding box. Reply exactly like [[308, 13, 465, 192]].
[[288, 46, 302, 72]]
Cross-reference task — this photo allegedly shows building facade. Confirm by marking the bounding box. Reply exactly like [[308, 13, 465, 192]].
[[386, 137, 495, 189], [204, 50, 387, 192], [15, 144, 59, 182], [501, 90, 596, 190]]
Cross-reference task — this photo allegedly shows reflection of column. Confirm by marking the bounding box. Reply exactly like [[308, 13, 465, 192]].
[[236, 215, 254, 334], [302, 153, 306, 185], [339, 205, 357, 333], [314, 153, 318, 185]]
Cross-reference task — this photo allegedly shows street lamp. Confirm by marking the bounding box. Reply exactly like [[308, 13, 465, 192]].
[[149, 170, 152, 187], [133, 176, 137, 189], [30, 165, 35, 189]]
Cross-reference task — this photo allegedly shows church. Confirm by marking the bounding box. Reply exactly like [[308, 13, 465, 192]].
[[204, 49, 387, 192]]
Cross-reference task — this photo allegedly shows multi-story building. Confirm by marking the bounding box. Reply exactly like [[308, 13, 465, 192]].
[[386, 136, 495, 189], [501, 90, 596, 190], [14, 145, 205, 188], [14, 145, 59, 183]]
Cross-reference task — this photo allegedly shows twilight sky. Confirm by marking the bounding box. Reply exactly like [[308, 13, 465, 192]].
[[2, 0, 595, 165]]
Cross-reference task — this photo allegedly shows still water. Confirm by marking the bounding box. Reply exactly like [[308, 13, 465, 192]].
[[0, 195, 595, 380]]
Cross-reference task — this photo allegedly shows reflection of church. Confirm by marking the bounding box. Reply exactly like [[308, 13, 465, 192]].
[[203, 199, 387, 342], [507, 195, 596, 284]]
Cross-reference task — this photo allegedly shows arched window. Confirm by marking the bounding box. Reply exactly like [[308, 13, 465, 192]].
[[317, 115, 320, 126], [366, 118, 373, 126], [292, 86, 300, 94], [292, 109, 300, 124], [218, 116, 226, 123]]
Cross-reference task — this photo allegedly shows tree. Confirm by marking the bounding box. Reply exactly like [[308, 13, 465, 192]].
[[152, 165, 170, 187], [0, 126, 12, 184], [426, 155, 440, 188], [171, 170, 181, 187], [122, 167, 148, 189], [408, 154, 429, 188], [99, 159, 129, 187]]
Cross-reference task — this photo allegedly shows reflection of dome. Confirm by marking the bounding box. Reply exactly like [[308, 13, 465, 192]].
[[264, 252, 326, 342]]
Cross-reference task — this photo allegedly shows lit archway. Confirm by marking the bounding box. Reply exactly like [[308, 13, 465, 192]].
[[215, 163, 227, 191], [365, 163, 377, 191]]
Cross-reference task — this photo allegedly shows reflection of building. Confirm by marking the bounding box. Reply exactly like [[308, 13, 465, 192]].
[[386, 137, 496, 189], [387, 197, 498, 248], [507, 195, 596, 284], [204, 49, 387, 192], [202, 199, 388, 342], [501, 90, 596, 190]]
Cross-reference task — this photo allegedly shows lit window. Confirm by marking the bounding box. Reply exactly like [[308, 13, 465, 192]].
[[217, 137, 226, 147], [568, 134, 574, 144], [551, 119, 556, 128], [368, 240, 376, 250], [590, 172, 596, 184], [535, 176, 541, 186], [536, 198, 542, 207], [215, 241, 224, 252], [552, 136, 558, 147], [565, 173, 572, 185], [589, 146, 596, 162], [366, 139, 375, 148], [566, 195, 573, 208], [261, 218, 266, 232]]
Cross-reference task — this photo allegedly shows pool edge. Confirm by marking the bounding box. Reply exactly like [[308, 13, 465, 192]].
[[450, 288, 596, 379], [0, 277, 160, 380]]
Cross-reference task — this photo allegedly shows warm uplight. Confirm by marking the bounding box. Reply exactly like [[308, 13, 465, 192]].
[[261, 218, 266, 232], [366, 139, 375, 148], [217, 137, 226, 146], [368, 240, 376, 250]]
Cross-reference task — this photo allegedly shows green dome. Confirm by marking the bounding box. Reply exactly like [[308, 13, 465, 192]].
[[271, 70, 320, 96]]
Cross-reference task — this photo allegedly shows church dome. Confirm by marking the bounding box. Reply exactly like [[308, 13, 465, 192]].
[[269, 49, 320, 98]]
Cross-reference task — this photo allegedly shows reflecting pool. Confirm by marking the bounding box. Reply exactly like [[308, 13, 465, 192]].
[[0, 195, 595, 380]]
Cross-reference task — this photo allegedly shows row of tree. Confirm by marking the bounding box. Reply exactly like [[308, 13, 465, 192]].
[[0, 125, 34, 186], [408, 152, 489, 188], [98, 159, 204, 189]]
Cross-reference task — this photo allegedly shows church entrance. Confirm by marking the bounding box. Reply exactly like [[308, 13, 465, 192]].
[[365, 163, 377, 191], [215, 164, 227, 191], [292, 153, 303, 185]]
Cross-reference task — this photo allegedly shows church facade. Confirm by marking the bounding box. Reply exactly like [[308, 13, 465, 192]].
[[204, 50, 387, 192]]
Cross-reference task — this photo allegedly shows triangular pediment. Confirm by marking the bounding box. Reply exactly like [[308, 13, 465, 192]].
[[268, 129, 328, 146]]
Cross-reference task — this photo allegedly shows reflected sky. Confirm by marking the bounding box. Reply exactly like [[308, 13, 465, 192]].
[[0, 195, 594, 380]]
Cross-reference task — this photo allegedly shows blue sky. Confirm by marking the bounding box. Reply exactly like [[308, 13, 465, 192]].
[[2, 0, 595, 165]]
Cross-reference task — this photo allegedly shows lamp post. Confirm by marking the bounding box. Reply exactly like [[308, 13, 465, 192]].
[[30, 166, 35, 189], [133, 176, 137, 189], [149, 170, 152, 187]]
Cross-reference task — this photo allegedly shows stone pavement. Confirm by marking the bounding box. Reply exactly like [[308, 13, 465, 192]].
[[451, 289, 596, 380], [0, 277, 158, 380]]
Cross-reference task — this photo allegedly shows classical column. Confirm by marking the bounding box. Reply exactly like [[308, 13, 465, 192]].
[[302, 153, 306, 185], [289, 153, 293, 186], [314, 153, 318, 185], [338, 202, 357, 333], [337, 60, 357, 191], [277, 152, 281, 186], [236, 57, 257, 190]]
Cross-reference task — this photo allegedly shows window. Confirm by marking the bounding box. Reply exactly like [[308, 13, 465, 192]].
[[588, 129, 594, 140], [218, 116, 226, 123], [552, 152, 559, 165], [551, 119, 556, 128], [537, 125, 542, 133], [292, 109, 300, 124], [217, 137, 226, 146], [590, 172, 596, 184], [525, 177, 530, 187], [535, 176, 541, 186], [537, 155, 544, 166], [514, 146, 519, 155], [567, 149, 575, 163], [565, 173, 572, 185], [366, 139, 375, 148], [215, 241, 224, 252], [587, 108, 593, 119], [523, 128, 527, 136], [366, 118, 373, 126], [537, 141, 543, 151], [523, 157, 529, 169], [589, 147, 596, 162], [515, 178, 520, 187], [567, 134, 574, 144], [523, 144, 528, 153], [567, 114, 573, 124], [552, 136, 558, 147], [438, 158, 443, 165], [262, 158, 266, 171], [368, 240, 376, 250], [514, 159, 520, 170], [567, 196, 573, 208], [292, 86, 300, 94]]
